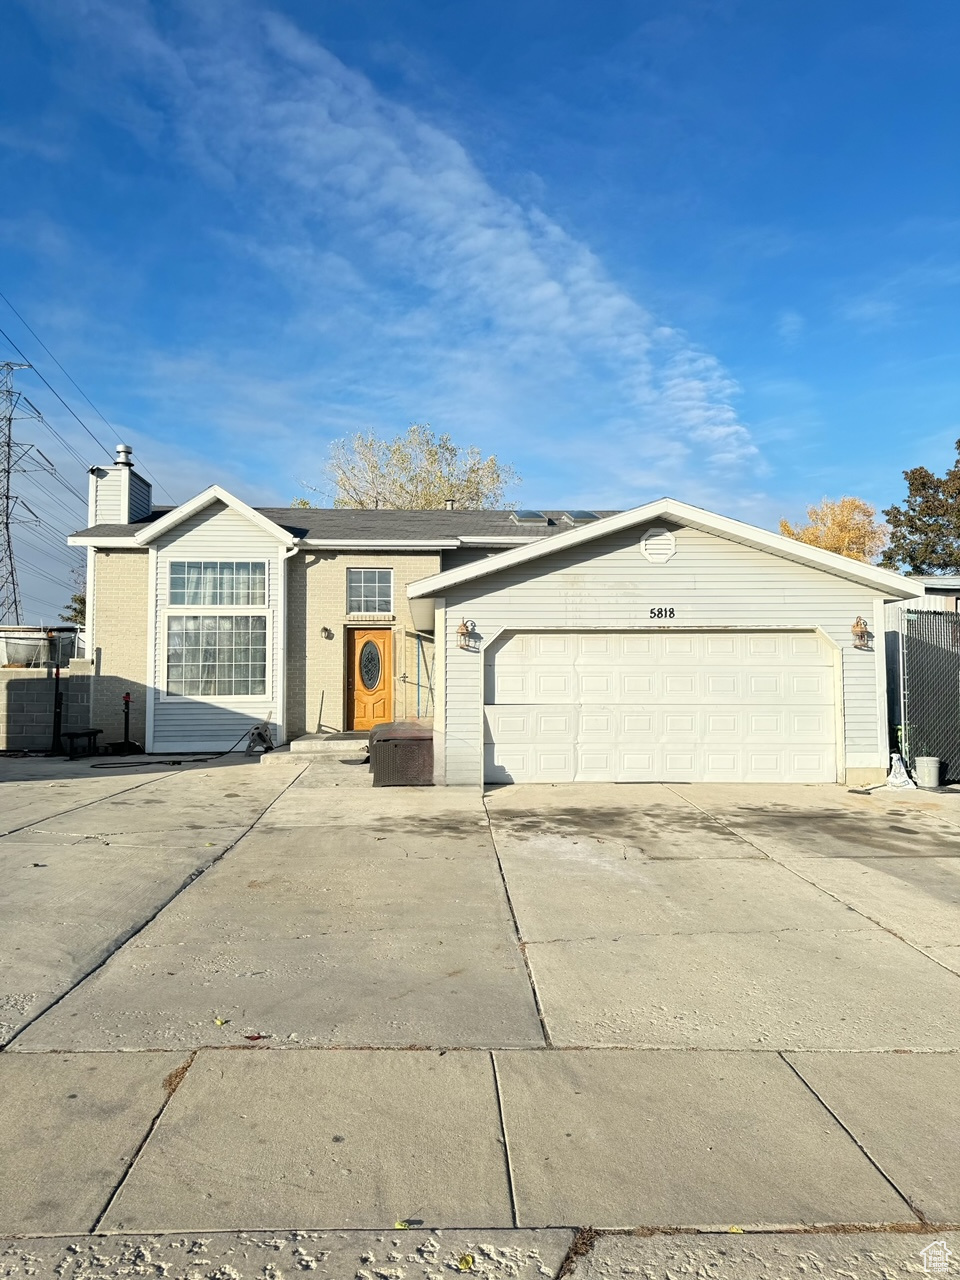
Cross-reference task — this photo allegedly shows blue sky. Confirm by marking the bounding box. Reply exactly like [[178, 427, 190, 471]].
[[1, 0, 958, 619]]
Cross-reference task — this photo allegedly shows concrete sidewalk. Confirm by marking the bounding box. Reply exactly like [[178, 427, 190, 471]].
[[1, 757, 959, 1275]]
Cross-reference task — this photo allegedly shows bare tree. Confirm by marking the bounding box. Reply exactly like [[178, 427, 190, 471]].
[[302, 423, 520, 510]]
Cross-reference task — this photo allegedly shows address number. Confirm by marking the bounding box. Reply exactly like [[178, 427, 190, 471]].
[[649, 607, 676, 619]]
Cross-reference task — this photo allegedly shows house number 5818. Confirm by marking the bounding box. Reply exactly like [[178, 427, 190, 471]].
[[649, 607, 676, 619]]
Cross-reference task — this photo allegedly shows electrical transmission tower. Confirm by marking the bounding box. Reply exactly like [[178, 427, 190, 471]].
[[0, 361, 39, 624]]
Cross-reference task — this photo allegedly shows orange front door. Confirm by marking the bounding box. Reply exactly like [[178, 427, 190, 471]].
[[347, 628, 393, 730]]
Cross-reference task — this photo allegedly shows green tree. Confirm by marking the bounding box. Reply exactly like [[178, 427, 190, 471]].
[[779, 497, 887, 563], [299, 423, 520, 510], [59, 566, 86, 625], [881, 441, 960, 574]]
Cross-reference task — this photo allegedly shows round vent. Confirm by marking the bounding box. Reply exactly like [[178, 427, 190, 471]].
[[640, 526, 676, 564]]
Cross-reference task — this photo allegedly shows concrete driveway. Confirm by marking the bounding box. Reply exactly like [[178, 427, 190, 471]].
[[1, 755, 959, 1277]]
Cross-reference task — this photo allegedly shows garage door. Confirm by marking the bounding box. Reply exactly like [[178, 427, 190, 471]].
[[483, 630, 837, 784]]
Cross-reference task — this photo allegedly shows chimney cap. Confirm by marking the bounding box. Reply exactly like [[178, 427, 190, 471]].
[[444, 497, 455, 511], [115, 443, 133, 466]]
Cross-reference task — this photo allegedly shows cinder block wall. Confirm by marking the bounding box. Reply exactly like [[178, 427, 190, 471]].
[[0, 659, 93, 751], [90, 549, 150, 745], [286, 550, 439, 736]]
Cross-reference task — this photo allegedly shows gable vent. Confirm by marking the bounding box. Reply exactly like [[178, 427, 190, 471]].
[[640, 526, 676, 564]]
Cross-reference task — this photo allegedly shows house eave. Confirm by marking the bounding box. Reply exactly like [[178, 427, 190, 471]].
[[300, 539, 460, 550], [68, 536, 142, 549], [407, 497, 923, 601]]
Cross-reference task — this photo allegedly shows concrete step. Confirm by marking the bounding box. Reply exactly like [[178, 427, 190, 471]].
[[288, 733, 369, 756]]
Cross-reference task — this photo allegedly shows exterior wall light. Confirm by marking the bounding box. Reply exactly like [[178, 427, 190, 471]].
[[457, 618, 480, 652], [321, 626, 334, 640], [851, 616, 871, 649]]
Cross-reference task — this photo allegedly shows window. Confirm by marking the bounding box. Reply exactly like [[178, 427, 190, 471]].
[[166, 615, 267, 697], [169, 561, 266, 606], [347, 568, 392, 614]]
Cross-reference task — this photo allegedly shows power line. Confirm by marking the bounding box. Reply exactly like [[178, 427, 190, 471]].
[[0, 294, 175, 501], [16, 555, 74, 591], [0, 322, 113, 462]]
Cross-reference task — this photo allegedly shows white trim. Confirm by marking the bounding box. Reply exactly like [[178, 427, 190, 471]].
[[70, 533, 550, 551], [135, 485, 296, 546], [84, 546, 95, 654], [69, 535, 140, 548], [346, 565, 394, 615], [456, 536, 547, 546], [145, 545, 157, 752], [873, 596, 889, 767], [276, 544, 298, 746], [812, 625, 846, 784], [119, 466, 131, 525], [302, 538, 459, 550], [408, 497, 922, 600]]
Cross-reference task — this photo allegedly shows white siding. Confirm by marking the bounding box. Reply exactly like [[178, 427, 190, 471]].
[[150, 501, 287, 751], [129, 472, 152, 522], [440, 522, 887, 785], [93, 470, 123, 525]]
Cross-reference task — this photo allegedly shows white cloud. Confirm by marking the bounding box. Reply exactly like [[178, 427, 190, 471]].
[[35, 0, 761, 502]]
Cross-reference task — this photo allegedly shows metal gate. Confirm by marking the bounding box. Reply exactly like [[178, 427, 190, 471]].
[[899, 608, 960, 781]]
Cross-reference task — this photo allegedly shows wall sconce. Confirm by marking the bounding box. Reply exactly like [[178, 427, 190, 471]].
[[851, 616, 871, 649], [457, 618, 480, 652], [321, 626, 334, 640]]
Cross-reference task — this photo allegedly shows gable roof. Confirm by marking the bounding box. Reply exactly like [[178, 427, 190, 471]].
[[70, 502, 620, 547], [407, 497, 921, 600], [131, 486, 296, 546]]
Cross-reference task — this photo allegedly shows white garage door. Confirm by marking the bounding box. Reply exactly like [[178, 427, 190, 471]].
[[483, 630, 837, 784]]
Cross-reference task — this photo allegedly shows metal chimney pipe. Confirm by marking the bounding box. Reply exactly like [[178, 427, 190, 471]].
[[115, 444, 133, 467]]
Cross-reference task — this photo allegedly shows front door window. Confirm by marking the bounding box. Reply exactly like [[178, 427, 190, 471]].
[[359, 640, 381, 690]]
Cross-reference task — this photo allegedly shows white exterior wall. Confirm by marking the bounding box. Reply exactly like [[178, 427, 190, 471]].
[[149, 501, 288, 751], [439, 523, 889, 786], [129, 472, 152, 522], [92, 469, 123, 525]]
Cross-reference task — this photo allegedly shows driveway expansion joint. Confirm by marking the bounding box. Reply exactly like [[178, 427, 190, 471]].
[[777, 1051, 927, 1225], [490, 1052, 520, 1229], [88, 1051, 199, 1233], [483, 796, 552, 1049]]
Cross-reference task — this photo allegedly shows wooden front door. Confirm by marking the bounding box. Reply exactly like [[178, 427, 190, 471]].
[[347, 628, 393, 730]]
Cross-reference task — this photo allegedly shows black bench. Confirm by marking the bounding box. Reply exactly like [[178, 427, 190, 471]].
[[62, 729, 103, 759]]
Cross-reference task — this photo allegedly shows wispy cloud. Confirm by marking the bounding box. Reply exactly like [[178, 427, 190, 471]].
[[776, 309, 805, 344], [31, 0, 760, 502]]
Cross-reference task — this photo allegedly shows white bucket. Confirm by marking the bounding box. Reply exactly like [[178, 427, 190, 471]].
[[915, 757, 941, 789]]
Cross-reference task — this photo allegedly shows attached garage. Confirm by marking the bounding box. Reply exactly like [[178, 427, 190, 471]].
[[408, 498, 920, 788], [484, 629, 837, 784]]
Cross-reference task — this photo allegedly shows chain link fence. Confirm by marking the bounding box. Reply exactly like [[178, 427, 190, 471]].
[[898, 608, 960, 782]]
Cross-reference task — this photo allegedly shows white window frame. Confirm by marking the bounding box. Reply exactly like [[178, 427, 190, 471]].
[[160, 606, 274, 703], [167, 559, 268, 608], [346, 567, 394, 616]]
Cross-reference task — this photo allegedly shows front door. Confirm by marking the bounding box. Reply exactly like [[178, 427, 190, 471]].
[[347, 628, 393, 730]]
